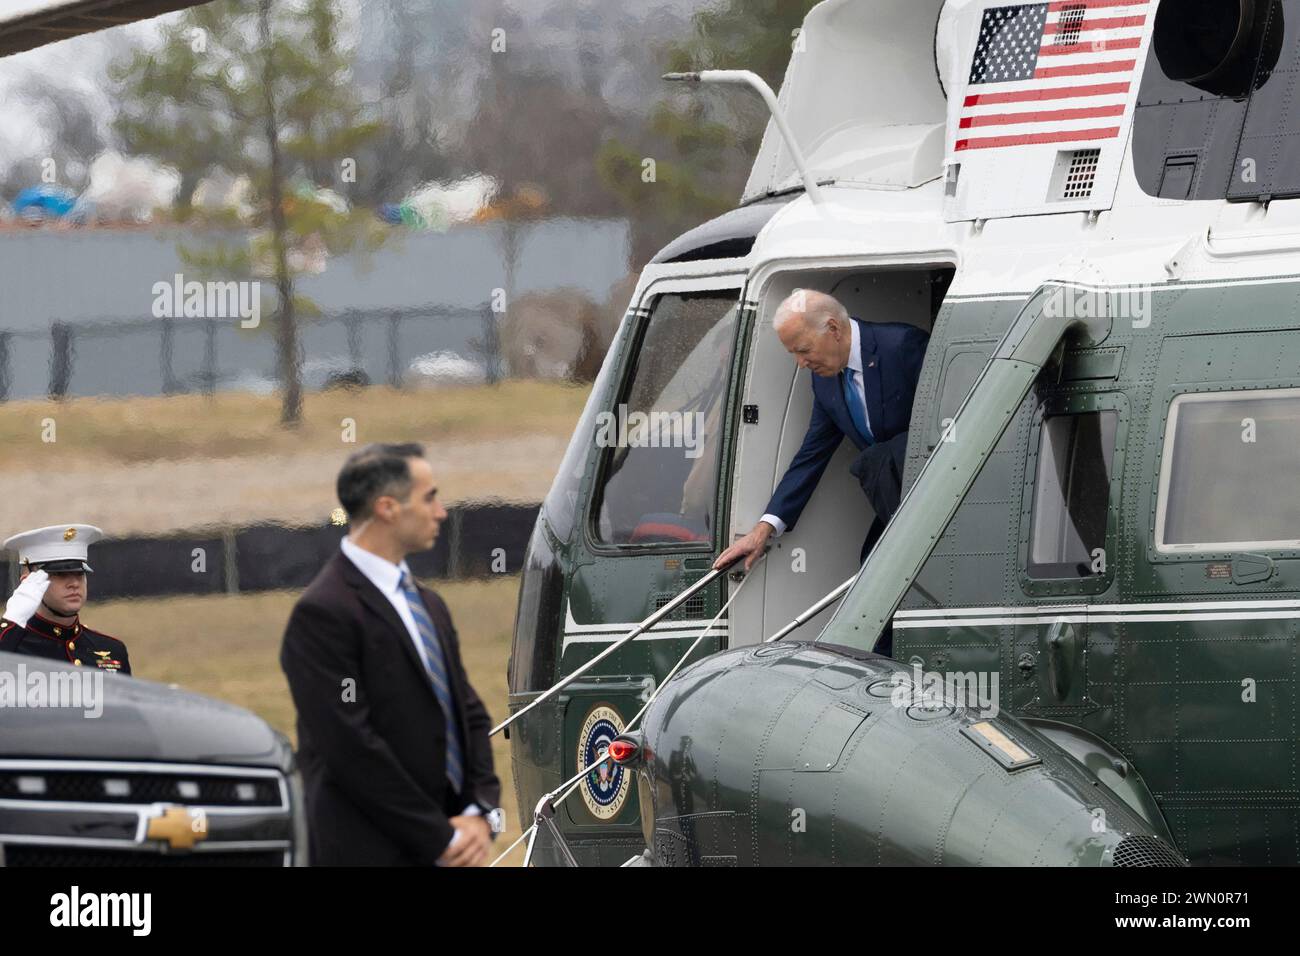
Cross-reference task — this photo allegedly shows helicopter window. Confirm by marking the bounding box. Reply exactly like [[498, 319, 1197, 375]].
[[541, 316, 633, 543], [933, 348, 988, 448], [590, 292, 740, 547], [1156, 390, 1300, 552], [1027, 411, 1118, 578]]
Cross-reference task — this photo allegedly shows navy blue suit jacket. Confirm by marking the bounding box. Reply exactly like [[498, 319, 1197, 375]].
[[765, 318, 929, 532]]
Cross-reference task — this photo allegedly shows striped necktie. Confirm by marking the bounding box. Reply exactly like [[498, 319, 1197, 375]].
[[399, 571, 465, 795]]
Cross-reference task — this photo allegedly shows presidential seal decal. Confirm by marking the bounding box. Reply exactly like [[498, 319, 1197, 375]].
[[577, 704, 630, 820]]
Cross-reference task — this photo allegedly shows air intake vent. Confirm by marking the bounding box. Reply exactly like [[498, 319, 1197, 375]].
[[654, 590, 707, 621], [1049, 148, 1101, 201], [1111, 835, 1188, 868], [1054, 4, 1087, 47]]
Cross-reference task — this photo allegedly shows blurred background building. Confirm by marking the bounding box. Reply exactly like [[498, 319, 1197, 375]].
[[0, 0, 820, 842]]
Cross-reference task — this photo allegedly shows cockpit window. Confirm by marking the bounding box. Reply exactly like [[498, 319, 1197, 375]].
[[590, 291, 739, 547], [1027, 411, 1118, 578], [1156, 389, 1300, 552]]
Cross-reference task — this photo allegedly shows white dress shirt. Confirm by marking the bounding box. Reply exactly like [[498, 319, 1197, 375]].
[[338, 537, 481, 851], [761, 319, 871, 537], [340, 536, 429, 670]]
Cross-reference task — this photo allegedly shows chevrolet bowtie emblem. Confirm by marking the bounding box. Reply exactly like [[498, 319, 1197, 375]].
[[143, 805, 208, 850]]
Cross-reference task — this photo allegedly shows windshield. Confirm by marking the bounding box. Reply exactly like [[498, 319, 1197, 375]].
[[541, 313, 633, 543], [590, 291, 739, 546]]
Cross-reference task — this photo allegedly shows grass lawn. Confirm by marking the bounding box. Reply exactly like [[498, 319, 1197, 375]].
[[0, 380, 589, 535], [91, 575, 528, 866], [0, 380, 590, 467]]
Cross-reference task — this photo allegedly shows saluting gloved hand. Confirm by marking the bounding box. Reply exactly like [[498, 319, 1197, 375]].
[[4, 569, 50, 627]]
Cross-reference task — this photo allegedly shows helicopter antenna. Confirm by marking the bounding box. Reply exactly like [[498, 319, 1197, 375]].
[[663, 70, 826, 205]]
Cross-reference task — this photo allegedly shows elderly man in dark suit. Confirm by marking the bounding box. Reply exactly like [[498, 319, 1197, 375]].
[[715, 290, 929, 648], [281, 443, 503, 866]]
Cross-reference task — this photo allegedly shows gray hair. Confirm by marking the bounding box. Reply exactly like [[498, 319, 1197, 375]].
[[772, 289, 849, 334]]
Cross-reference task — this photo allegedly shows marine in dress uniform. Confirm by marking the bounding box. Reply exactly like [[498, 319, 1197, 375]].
[[0, 524, 130, 674]]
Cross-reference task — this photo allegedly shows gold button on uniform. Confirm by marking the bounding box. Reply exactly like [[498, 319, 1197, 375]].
[[74, 659, 82, 666]]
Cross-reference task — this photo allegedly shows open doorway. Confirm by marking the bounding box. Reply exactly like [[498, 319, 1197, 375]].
[[726, 263, 954, 648]]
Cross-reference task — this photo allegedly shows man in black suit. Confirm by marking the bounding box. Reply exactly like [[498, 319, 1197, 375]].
[[281, 443, 503, 866]]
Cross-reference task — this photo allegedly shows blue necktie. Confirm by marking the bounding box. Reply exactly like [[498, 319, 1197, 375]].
[[841, 369, 874, 445], [399, 571, 465, 795]]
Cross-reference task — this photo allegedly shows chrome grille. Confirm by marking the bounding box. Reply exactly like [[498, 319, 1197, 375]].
[[0, 759, 294, 866], [0, 768, 281, 806]]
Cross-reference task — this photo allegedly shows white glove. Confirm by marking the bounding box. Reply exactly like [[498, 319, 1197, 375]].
[[4, 570, 50, 627]]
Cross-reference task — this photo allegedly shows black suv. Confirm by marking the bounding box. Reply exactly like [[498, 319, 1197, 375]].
[[0, 651, 304, 866]]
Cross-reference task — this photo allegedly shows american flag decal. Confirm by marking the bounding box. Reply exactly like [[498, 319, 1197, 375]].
[[957, 0, 1152, 151]]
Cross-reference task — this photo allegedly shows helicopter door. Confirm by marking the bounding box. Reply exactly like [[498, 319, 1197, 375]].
[[560, 275, 745, 831], [1014, 388, 1128, 718]]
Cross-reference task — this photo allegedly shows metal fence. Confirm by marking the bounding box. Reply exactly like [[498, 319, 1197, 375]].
[[0, 303, 503, 401]]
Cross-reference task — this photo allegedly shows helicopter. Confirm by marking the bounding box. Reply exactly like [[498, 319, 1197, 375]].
[[504, 0, 1300, 866]]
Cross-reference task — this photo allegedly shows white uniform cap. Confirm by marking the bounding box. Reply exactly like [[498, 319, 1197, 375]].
[[2, 524, 103, 572]]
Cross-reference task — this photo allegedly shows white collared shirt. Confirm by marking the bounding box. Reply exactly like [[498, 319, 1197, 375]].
[[340, 536, 433, 675], [338, 536, 482, 846], [761, 319, 872, 537]]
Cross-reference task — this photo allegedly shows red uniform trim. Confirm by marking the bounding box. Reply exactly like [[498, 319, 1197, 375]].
[[25, 611, 77, 642]]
